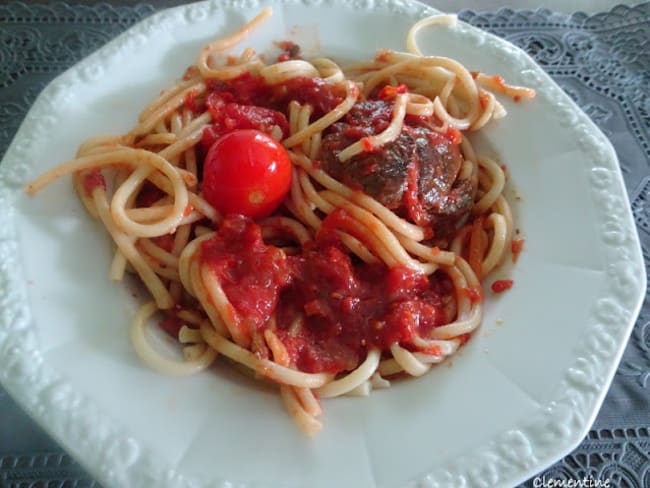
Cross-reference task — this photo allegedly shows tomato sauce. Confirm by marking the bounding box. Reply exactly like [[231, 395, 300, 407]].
[[403, 156, 428, 226], [511, 238, 524, 262], [200, 214, 451, 374], [202, 95, 290, 150], [275, 40, 301, 62], [152, 234, 175, 253], [201, 73, 346, 151], [491, 279, 514, 293], [445, 127, 463, 145], [279, 76, 347, 115], [183, 88, 201, 113], [135, 182, 166, 208], [82, 170, 106, 196], [206, 73, 345, 115], [194, 74, 475, 375], [377, 83, 408, 100], [159, 310, 185, 338], [341, 99, 393, 136], [492, 75, 507, 90], [201, 215, 291, 343]]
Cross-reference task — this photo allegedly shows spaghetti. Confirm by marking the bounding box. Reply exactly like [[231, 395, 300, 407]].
[[25, 8, 534, 435]]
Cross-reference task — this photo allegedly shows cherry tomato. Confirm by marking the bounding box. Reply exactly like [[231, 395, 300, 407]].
[[202, 129, 292, 219]]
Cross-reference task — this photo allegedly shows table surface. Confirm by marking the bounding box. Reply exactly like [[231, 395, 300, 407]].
[[16, 0, 649, 14], [1, 2, 649, 488]]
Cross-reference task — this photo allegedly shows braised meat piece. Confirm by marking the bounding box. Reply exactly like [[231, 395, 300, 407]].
[[318, 100, 475, 234], [319, 130, 413, 210]]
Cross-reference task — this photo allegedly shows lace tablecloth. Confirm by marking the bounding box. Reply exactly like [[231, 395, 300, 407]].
[[1, 2, 648, 487]]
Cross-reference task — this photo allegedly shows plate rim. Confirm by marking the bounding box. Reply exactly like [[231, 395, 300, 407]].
[[0, 0, 646, 487]]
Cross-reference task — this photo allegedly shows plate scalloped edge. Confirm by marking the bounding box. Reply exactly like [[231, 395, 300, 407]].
[[0, 0, 645, 487]]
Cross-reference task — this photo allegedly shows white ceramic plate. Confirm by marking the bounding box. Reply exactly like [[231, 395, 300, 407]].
[[0, 1, 645, 487]]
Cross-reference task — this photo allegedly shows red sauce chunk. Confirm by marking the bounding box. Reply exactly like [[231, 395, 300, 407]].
[[201, 73, 346, 151], [377, 83, 408, 100], [159, 310, 185, 338], [82, 170, 106, 197], [184, 88, 202, 113], [492, 75, 506, 89], [200, 215, 291, 341], [277, 237, 449, 374], [511, 238, 524, 262], [275, 40, 301, 62], [206, 73, 345, 116], [199, 214, 452, 375], [136, 182, 166, 208], [152, 234, 175, 253], [202, 94, 290, 150], [403, 157, 428, 225], [279, 76, 346, 115], [206, 72, 273, 106], [445, 127, 463, 145], [479, 92, 489, 110], [491, 279, 514, 293]]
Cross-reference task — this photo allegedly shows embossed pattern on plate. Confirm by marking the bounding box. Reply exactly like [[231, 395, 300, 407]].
[[0, 1, 646, 488]]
